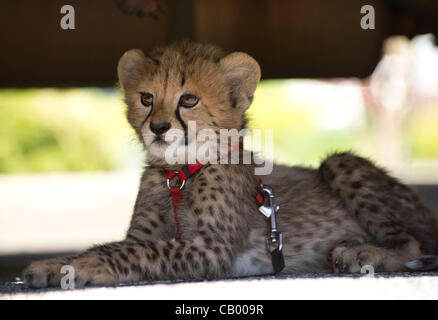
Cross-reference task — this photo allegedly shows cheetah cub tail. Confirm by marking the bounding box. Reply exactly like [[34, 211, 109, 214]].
[[405, 255, 438, 271]]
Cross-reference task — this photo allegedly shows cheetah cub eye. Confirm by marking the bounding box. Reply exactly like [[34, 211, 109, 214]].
[[140, 92, 153, 107], [179, 94, 199, 108]]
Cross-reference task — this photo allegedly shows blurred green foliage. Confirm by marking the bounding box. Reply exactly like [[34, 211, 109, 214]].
[[0, 88, 136, 173], [0, 82, 437, 173], [407, 104, 438, 158]]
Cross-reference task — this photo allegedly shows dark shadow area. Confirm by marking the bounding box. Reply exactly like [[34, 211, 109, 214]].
[[412, 185, 438, 218], [1, 0, 438, 86]]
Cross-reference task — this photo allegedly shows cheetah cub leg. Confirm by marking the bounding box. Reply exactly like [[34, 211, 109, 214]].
[[321, 152, 428, 273]]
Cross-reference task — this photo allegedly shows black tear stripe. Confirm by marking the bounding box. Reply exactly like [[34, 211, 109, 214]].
[[181, 71, 186, 87], [175, 107, 188, 145], [140, 106, 153, 131]]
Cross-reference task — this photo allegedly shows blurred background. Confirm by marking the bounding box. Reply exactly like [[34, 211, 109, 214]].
[[1, 0, 438, 282]]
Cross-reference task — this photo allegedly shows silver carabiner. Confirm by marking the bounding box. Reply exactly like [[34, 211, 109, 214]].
[[258, 185, 282, 252], [166, 176, 185, 190], [258, 185, 279, 218], [266, 230, 283, 252]]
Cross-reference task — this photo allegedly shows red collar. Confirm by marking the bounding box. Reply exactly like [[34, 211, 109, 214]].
[[166, 140, 243, 192], [165, 162, 205, 188]]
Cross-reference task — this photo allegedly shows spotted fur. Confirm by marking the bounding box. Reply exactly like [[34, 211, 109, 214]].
[[23, 42, 438, 288]]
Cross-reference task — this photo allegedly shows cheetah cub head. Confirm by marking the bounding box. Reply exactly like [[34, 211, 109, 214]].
[[118, 41, 261, 167]]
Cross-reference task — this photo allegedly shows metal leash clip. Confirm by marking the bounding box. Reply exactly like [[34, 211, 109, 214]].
[[166, 175, 185, 190], [258, 185, 283, 252]]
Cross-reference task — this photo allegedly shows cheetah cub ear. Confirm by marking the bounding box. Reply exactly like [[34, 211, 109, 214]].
[[220, 52, 261, 110], [117, 49, 154, 90]]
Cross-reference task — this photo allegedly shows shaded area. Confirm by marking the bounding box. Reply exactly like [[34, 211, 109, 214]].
[[2, 0, 438, 86], [412, 185, 438, 217]]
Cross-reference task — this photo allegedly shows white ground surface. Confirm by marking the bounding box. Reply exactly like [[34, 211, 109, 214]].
[[2, 275, 438, 300]]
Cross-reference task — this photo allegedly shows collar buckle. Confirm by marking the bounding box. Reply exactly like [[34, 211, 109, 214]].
[[166, 175, 185, 190]]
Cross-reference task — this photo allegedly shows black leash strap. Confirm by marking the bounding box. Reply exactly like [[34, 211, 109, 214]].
[[271, 246, 285, 274]]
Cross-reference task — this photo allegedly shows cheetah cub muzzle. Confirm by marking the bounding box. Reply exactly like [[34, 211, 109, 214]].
[[23, 41, 438, 288]]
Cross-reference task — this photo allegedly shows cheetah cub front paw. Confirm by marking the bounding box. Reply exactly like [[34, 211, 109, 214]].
[[23, 258, 68, 288], [23, 256, 118, 288]]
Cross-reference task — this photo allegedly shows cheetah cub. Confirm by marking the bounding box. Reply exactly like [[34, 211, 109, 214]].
[[23, 42, 438, 288]]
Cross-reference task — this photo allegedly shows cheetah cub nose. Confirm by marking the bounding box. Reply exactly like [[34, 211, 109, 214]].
[[150, 122, 171, 135]]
